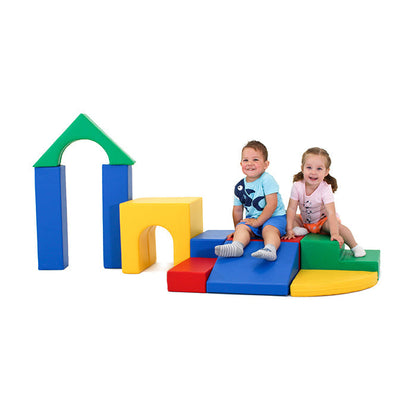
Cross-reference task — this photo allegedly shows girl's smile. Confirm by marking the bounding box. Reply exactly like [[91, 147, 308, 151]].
[[302, 154, 329, 190]]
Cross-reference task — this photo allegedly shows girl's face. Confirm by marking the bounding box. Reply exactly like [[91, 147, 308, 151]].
[[241, 147, 269, 182], [302, 154, 329, 188]]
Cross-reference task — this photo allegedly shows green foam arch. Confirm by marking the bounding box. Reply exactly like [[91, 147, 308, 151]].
[[33, 114, 135, 167]]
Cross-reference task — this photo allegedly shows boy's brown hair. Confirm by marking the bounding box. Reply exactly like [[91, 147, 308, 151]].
[[242, 140, 268, 161]]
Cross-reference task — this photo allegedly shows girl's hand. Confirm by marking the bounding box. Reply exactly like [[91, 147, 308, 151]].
[[282, 230, 296, 240], [226, 232, 235, 240], [331, 233, 344, 248]]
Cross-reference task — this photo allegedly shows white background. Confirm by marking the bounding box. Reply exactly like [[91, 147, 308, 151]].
[[1, 1, 415, 415]]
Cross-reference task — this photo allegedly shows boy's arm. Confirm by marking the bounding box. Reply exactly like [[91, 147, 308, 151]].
[[325, 202, 344, 247], [226, 205, 244, 239], [232, 205, 244, 227], [283, 198, 298, 239], [243, 193, 277, 228]]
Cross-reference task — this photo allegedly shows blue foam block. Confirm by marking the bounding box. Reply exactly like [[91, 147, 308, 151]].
[[206, 241, 300, 296], [35, 166, 68, 270], [102, 165, 132, 268], [190, 230, 234, 258]]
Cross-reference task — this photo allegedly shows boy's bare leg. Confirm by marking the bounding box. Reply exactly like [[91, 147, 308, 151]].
[[262, 225, 281, 250], [233, 223, 253, 247], [215, 224, 252, 257], [252, 226, 280, 261]]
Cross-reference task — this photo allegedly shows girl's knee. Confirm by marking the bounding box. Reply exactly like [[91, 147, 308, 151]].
[[339, 224, 350, 234], [294, 215, 304, 227]]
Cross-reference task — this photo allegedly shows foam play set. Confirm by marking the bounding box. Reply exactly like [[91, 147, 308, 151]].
[[34, 114, 381, 297]]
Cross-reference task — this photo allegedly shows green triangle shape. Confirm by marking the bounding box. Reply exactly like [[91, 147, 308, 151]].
[[34, 114, 135, 167]]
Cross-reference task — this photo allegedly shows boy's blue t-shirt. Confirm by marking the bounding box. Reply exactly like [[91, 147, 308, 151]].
[[233, 172, 286, 218]]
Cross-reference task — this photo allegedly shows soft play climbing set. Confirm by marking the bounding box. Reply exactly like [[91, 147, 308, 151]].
[[34, 114, 380, 297]]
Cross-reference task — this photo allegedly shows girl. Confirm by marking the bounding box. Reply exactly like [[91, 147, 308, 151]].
[[283, 147, 366, 257]]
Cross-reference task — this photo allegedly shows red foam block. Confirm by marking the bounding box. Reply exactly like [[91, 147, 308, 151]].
[[281, 236, 304, 243], [167, 257, 217, 293]]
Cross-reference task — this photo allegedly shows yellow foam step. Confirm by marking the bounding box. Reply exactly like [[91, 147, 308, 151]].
[[290, 269, 378, 297]]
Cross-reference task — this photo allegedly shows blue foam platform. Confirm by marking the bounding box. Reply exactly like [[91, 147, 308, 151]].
[[190, 230, 234, 258], [206, 241, 300, 296]]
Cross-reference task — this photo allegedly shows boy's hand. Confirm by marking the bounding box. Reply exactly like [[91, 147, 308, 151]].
[[242, 218, 261, 228], [331, 233, 344, 248]]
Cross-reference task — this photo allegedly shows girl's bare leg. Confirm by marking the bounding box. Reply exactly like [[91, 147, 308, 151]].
[[292, 216, 309, 236], [321, 221, 365, 256], [321, 221, 357, 249]]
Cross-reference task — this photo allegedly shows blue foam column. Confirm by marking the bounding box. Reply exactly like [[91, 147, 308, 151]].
[[35, 166, 69, 270], [102, 165, 132, 268]]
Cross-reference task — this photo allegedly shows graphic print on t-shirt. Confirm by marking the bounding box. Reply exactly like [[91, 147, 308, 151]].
[[302, 199, 326, 224], [234, 179, 265, 214]]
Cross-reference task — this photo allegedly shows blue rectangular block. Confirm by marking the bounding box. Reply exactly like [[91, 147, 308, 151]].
[[206, 241, 300, 296], [35, 166, 68, 270], [190, 230, 234, 258], [102, 165, 132, 268]]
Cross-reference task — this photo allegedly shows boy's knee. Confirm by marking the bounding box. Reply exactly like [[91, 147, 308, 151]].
[[262, 225, 281, 237], [236, 223, 251, 233]]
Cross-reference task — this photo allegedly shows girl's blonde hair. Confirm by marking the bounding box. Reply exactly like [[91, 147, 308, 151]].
[[293, 147, 338, 192]]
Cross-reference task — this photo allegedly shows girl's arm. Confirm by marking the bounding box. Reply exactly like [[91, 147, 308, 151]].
[[283, 198, 298, 239], [243, 193, 277, 228], [325, 202, 344, 248]]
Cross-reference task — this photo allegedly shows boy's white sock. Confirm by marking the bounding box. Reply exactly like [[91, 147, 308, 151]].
[[293, 226, 309, 236], [215, 241, 244, 258], [351, 245, 366, 257], [251, 244, 277, 261]]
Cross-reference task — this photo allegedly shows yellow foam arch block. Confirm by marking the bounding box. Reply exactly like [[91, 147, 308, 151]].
[[290, 269, 378, 297], [120, 197, 203, 274]]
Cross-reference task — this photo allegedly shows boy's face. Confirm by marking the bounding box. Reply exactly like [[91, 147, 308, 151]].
[[241, 147, 269, 182]]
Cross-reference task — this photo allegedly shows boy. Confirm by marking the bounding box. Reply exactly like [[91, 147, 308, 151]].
[[215, 141, 286, 261]]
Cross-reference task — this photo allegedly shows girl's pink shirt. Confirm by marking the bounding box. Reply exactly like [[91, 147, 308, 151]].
[[290, 180, 335, 224]]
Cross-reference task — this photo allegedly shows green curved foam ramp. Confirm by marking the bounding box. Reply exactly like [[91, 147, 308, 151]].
[[300, 234, 380, 273]]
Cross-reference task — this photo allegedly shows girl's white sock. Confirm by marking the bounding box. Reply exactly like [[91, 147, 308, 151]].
[[293, 226, 309, 236], [351, 245, 366, 257]]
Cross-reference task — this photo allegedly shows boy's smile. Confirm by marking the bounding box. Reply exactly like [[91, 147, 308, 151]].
[[241, 147, 269, 182]]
